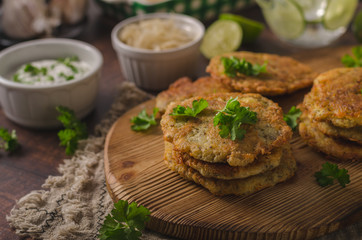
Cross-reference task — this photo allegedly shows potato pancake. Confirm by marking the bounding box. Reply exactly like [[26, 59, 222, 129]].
[[156, 76, 233, 113], [161, 93, 292, 167], [206, 51, 317, 96], [302, 68, 362, 128]]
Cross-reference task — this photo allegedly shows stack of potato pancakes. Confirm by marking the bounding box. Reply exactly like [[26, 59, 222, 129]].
[[160, 93, 296, 196], [298, 68, 362, 161], [157, 51, 319, 196]]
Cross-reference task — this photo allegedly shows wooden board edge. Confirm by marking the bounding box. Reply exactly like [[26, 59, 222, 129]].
[[104, 118, 119, 203]]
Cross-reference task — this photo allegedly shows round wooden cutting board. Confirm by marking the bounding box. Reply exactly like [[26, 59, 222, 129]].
[[104, 47, 362, 240]]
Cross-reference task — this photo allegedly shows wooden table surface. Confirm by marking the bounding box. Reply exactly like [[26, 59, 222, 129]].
[[0, 1, 359, 239]]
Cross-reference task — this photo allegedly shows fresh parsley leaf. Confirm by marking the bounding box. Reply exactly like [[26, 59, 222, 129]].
[[0, 128, 20, 153], [213, 97, 257, 141], [341, 46, 362, 67], [99, 200, 151, 240], [283, 106, 302, 130], [170, 98, 208, 117], [314, 162, 350, 188], [131, 108, 159, 131], [56, 106, 88, 155], [221, 56, 267, 77]]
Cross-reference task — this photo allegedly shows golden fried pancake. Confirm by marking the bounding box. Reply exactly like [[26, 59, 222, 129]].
[[299, 111, 362, 161], [164, 142, 296, 196], [302, 68, 362, 128], [161, 93, 292, 167], [170, 142, 283, 180], [206, 51, 317, 96], [314, 120, 362, 145], [155, 76, 233, 113]]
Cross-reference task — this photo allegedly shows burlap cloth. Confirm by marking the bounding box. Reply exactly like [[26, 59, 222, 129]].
[[6, 82, 361, 240]]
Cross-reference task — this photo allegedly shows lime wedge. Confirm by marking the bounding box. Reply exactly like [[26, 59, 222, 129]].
[[257, 0, 305, 40], [200, 19, 242, 59], [323, 0, 358, 30], [352, 10, 362, 43], [219, 13, 264, 44]]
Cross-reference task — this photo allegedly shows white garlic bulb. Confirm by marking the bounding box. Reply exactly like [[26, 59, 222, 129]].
[[1, 0, 88, 40], [1, 0, 49, 39], [49, 0, 88, 25]]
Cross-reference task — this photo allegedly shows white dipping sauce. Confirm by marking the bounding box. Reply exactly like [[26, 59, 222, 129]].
[[119, 18, 194, 51], [12, 56, 89, 85]]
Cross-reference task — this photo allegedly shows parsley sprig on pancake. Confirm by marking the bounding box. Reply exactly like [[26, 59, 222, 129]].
[[221, 56, 267, 77], [213, 97, 257, 140], [207, 51, 317, 96]]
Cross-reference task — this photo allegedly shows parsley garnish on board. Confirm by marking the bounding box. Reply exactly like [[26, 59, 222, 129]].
[[221, 56, 267, 77], [99, 200, 150, 240], [0, 128, 20, 153], [130, 108, 159, 131], [283, 106, 302, 130], [170, 98, 208, 117], [56, 106, 88, 155], [341, 46, 362, 67], [213, 97, 257, 141], [314, 162, 350, 188]]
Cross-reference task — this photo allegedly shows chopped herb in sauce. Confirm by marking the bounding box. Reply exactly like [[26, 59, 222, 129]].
[[58, 56, 80, 73], [12, 56, 89, 85]]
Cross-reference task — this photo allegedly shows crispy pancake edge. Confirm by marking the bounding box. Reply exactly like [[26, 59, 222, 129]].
[[172, 142, 284, 180], [164, 141, 296, 196], [156, 76, 234, 113], [299, 110, 362, 161]]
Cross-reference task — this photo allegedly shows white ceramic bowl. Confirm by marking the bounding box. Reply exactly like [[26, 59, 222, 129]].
[[0, 38, 103, 129], [111, 13, 205, 91]]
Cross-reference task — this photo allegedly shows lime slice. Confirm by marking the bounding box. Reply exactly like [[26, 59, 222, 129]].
[[257, 0, 305, 40], [352, 10, 362, 43], [219, 13, 264, 44], [200, 19, 242, 59], [323, 0, 358, 30], [297, 0, 327, 22]]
